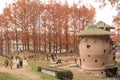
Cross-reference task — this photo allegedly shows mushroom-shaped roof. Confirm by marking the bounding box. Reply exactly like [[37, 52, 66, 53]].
[[96, 21, 115, 29], [76, 25, 112, 36]]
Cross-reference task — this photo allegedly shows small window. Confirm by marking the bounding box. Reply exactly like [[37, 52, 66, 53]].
[[104, 49, 106, 53], [87, 45, 91, 49], [83, 59, 85, 62], [113, 56, 115, 60], [88, 55, 90, 57], [95, 60, 97, 62], [102, 62, 104, 65]]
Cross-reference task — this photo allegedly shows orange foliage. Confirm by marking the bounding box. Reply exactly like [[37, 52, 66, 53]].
[[0, 0, 96, 53]]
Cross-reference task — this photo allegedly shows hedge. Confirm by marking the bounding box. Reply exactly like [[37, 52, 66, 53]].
[[56, 70, 73, 80], [38, 67, 41, 72]]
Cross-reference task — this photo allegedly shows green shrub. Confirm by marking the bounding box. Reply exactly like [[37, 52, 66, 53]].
[[56, 70, 73, 80], [38, 67, 41, 72]]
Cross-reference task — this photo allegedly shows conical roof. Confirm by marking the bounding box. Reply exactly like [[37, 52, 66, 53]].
[[96, 21, 115, 29], [76, 25, 112, 36]]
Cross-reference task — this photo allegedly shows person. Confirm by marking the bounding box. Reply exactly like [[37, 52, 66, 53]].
[[46, 55, 49, 61], [10, 56, 14, 60], [20, 48, 22, 52], [51, 54, 55, 61], [19, 59, 23, 68], [4, 59, 9, 67], [56, 59, 61, 64], [9, 61, 14, 69], [15, 56, 19, 60], [113, 43, 119, 54], [16, 63, 20, 68], [75, 58, 77, 64]]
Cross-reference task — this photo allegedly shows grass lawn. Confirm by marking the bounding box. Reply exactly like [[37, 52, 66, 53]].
[[0, 56, 6, 61], [28, 61, 60, 80], [0, 72, 21, 80]]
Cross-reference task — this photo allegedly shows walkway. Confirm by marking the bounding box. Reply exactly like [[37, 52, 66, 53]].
[[0, 59, 43, 80]]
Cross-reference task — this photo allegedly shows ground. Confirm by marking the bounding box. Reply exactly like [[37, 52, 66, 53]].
[[0, 51, 119, 80], [0, 60, 42, 80]]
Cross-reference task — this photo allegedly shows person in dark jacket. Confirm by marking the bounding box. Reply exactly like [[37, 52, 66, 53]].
[[19, 59, 23, 68]]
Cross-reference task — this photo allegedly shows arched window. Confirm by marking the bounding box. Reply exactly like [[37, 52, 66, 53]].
[[104, 49, 106, 53], [113, 56, 115, 60]]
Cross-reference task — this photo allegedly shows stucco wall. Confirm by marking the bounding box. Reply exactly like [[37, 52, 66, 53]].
[[41, 69, 56, 77], [79, 36, 115, 71]]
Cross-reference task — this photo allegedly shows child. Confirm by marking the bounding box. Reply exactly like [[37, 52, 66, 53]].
[[9, 61, 14, 69]]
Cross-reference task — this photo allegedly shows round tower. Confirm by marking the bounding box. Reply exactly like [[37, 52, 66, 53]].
[[77, 25, 117, 77]]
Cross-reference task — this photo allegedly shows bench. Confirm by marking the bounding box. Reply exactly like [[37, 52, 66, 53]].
[[38, 66, 73, 80]]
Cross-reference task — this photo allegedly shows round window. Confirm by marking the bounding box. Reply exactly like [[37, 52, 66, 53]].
[[95, 60, 97, 62], [87, 45, 91, 49]]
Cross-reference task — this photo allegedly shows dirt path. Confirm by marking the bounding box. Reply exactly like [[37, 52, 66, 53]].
[[60, 65, 116, 80], [0, 60, 43, 80]]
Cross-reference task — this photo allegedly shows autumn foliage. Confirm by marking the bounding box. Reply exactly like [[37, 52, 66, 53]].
[[0, 0, 96, 54]]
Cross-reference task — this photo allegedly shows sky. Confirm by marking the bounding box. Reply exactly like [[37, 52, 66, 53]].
[[0, 0, 118, 25]]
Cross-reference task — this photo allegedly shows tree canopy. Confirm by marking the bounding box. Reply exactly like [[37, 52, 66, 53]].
[[0, 0, 96, 54]]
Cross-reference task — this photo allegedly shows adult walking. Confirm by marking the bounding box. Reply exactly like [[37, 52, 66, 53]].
[[19, 59, 23, 68]]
